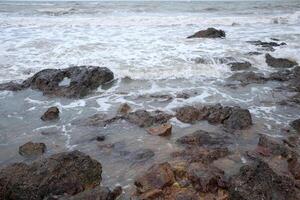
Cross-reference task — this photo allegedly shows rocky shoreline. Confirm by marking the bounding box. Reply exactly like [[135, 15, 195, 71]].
[[0, 28, 300, 199]]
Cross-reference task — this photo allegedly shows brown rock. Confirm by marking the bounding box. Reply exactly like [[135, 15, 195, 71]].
[[19, 141, 46, 157], [147, 123, 172, 136], [41, 106, 59, 121], [223, 108, 252, 130], [117, 103, 131, 115], [187, 28, 225, 39]]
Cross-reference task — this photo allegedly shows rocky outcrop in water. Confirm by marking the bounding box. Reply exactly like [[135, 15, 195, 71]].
[[0, 150, 120, 200], [266, 53, 298, 68], [175, 104, 252, 130], [0, 66, 114, 98], [41, 106, 60, 121], [227, 71, 267, 86], [18, 142, 46, 157], [228, 61, 252, 71], [187, 28, 225, 39]]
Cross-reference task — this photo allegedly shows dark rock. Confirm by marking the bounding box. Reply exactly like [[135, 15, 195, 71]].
[[0, 150, 102, 200], [125, 110, 172, 128], [176, 92, 190, 99], [288, 157, 300, 180], [269, 69, 294, 81], [265, 53, 298, 68], [187, 28, 225, 39], [117, 103, 131, 115], [147, 123, 172, 136], [247, 40, 286, 47], [126, 149, 155, 163], [290, 119, 300, 133], [176, 130, 232, 148], [229, 160, 297, 200], [227, 71, 267, 86], [187, 163, 226, 193], [41, 106, 60, 121], [229, 61, 252, 71], [19, 142, 46, 157], [134, 162, 175, 193], [175, 106, 202, 124], [0, 66, 114, 98], [223, 108, 252, 130], [246, 52, 263, 56]]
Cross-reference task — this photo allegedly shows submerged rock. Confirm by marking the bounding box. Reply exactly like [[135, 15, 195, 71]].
[[0, 66, 114, 98], [229, 160, 297, 200], [41, 106, 60, 121], [290, 119, 300, 133], [147, 123, 172, 136], [187, 28, 225, 39], [19, 142, 46, 157], [227, 71, 267, 86], [228, 61, 252, 71], [265, 53, 298, 68], [0, 151, 102, 200]]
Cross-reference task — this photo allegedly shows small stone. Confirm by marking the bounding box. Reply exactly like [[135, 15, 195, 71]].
[[147, 123, 172, 136], [41, 106, 60, 121], [117, 103, 131, 115], [19, 141, 46, 157]]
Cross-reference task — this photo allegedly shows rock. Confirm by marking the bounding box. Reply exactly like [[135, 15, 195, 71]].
[[175, 106, 202, 124], [41, 106, 60, 121], [0, 66, 114, 98], [187, 28, 225, 39], [176, 130, 232, 148], [187, 163, 226, 193], [60, 186, 122, 200], [19, 142, 46, 157], [117, 103, 131, 115], [290, 119, 300, 133], [228, 61, 252, 71], [247, 40, 286, 47], [265, 53, 298, 68], [227, 71, 267, 86], [246, 52, 263, 56], [125, 110, 172, 128], [176, 92, 190, 99], [147, 123, 172, 136], [0, 150, 102, 200], [229, 160, 297, 200], [134, 162, 175, 193], [223, 108, 252, 130], [288, 157, 300, 180], [125, 149, 155, 163], [269, 69, 294, 81]]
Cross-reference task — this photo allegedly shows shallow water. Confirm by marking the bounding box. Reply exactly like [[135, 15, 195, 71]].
[[0, 0, 300, 197]]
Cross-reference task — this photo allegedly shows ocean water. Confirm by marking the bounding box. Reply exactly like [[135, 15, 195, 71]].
[[0, 0, 300, 195]]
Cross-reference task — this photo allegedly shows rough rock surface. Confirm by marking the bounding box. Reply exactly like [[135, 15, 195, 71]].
[[290, 119, 300, 133], [18, 142, 46, 157], [223, 108, 252, 130], [147, 123, 172, 136], [187, 28, 225, 39], [227, 71, 267, 86], [0, 66, 114, 98], [117, 103, 132, 115], [265, 53, 298, 68], [229, 61, 252, 71], [41, 106, 60, 121], [0, 151, 102, 200], [229, 160, 297, 200]]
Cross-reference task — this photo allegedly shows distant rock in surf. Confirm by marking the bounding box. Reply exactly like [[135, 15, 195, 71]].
[[187, 28, 225, 39], [41, 106, 60, 121], [265, 53, 298, 68], [0, 66, 114, 98]]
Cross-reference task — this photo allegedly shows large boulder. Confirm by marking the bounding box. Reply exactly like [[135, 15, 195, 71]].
[[0, 66, 114, 98], [229, 160, 297, 200], [265, 53, 298, 68], [18, 142, 46, 157], [187, 28, 225, 39], [0, 151, 102, 200]]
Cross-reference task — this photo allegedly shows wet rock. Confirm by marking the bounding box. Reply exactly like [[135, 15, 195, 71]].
[[187, 163, 226, 193], [265, 53, 298, 68], [288, 157, 300, 180], [246, 51, 263, 56], [290, 119, 300, 133], [134, 162, 175, 193], [175, 106, 202, 124], [126, 149, 155, 163], [125, 110, 172, 128], [228, 61, 252, 71], [247, 40, 286, 47], [229, 160, 297, 200], [0, 150, 102, 200], [60, 186, 122, 200], [223, 108, 252, 130], [171, 146, 230, 164], [41, 106, 59, 121], [19, 142, 46, 157], [187, 28, 225, 39], [176, 130, 232, 148], [0, 66, 114, 98], [227, 71, 267, 85], [117, 103, 131, 115], [147, 123, 172, 136], [269, 69, 294, 81], [176, 92, 190, 99]]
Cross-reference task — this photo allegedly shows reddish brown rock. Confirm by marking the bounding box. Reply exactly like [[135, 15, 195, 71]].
[[41, 106, 59, 121], [19, 141, 46, 157], [147, 123, 172, 136]]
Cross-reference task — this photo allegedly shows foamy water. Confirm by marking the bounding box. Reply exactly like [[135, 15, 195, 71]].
[[0, 0, 300, 195]]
